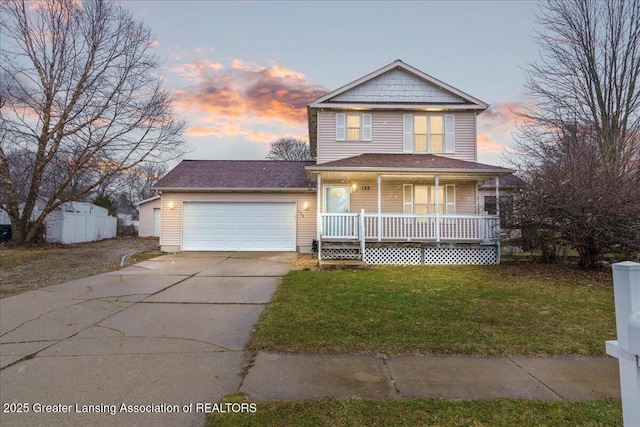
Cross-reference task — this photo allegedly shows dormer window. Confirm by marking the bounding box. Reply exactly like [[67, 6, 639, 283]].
[[336, 113, 372, 142]]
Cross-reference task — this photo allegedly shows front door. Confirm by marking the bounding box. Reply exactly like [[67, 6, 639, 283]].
[[323, 185, 353, 237], [324, 185, 350, 213]]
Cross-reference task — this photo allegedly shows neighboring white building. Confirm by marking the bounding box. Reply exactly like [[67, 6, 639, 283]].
[[0, 199, 117, 244], [136, 195, 161, 238]]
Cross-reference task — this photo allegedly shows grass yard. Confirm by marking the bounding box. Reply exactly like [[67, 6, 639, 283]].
[[207, 395, 622, 427], [249, 263, 615, 356]]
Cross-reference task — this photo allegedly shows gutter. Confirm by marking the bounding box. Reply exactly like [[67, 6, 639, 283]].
[[305, 166, 513, 175], [151, 187, 316, 193]]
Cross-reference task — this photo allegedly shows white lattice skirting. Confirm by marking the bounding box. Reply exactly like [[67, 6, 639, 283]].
[[364, 245, 498, 265]]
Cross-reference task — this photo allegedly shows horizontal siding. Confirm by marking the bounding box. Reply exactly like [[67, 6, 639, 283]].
[[160, 192, 317, 252], [455, 183, 477, 215], [322, 180, 477, 215], [317, 111, 477, 164]]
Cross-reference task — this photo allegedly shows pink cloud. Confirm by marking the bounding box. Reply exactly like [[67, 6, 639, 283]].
[[477, 132, 506, 155], [170, 60, 225, 79], [185, 126, 224, 137], [481, 102, 526, 127], [173, 58, 327, 130]]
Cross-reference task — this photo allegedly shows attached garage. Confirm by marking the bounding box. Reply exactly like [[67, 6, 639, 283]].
[[152, 160, 318, 253], [182, 202, 296, 251]]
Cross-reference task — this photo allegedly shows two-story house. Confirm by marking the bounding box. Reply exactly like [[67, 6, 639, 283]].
[[152, 60, 512, 265]]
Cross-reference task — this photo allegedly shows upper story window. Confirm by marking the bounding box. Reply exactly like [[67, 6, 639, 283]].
[[336, 113, 372, 142], [404, 114, 455, 154]]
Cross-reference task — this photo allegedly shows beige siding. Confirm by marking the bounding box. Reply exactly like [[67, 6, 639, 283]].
[[321, 180, 477, 215], [160, 192, 317, 253], [455, 183, 478, 214], [138, 197, 161, 237], [317, 111, 477, 164]]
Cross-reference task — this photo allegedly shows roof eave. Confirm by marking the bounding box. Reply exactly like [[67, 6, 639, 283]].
[[135, 195, 161, 206], [152, 187, 316, 193], [306, 166, 513, 175], [307, 102, 488, 111]]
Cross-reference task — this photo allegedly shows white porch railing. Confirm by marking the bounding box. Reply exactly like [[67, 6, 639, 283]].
[[321, 212, 499, 242], [321, 213, 360, 239]]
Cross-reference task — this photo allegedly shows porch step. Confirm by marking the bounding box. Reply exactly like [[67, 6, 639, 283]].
[[321, 241, 360, 249], [320, 241, 362, 261], [319, 259, 367, 270]]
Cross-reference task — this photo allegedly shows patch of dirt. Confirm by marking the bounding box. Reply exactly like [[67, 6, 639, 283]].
[[292, 253, 319, 270], [0, 237, 161, 298]]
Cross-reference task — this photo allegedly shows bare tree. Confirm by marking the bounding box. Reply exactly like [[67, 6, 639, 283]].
[[115, 161, 168, 216], [511, 124, 640, 267], [266, 137, 312, 161], [0, 0, 186, 244], [512, 0, 640, 267]]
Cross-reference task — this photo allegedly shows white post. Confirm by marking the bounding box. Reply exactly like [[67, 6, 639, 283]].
[[606, 261, 640, 427], [377, 174, 382, 242], [360, 209, 366, 262], [316, 174, 322, 262], [434, 175, 440, 243], [495, 176, 501, 264]]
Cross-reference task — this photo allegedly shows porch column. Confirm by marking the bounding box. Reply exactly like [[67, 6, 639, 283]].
[[377, 174, 382, 242], [495, 175, 501, 264], [317, 174, 322, 262], [435, 175, 440, 243], [495, 176, 500, 218]]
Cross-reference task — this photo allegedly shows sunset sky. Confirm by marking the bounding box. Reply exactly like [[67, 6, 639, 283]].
[[124, 1, 540, 167]]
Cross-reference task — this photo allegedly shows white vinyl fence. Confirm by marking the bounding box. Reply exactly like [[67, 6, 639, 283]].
[[0, 203, 117, 244], [606, 261, 640, 427], [45, 210, 117, 244]]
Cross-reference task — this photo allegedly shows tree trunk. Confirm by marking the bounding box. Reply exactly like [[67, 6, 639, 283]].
[[577, 245, 600, 269], [9, 216, 29, 245], [8, 214, 46, 245]]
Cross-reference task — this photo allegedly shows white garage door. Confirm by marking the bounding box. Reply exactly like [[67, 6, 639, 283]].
[[182, 202, 296, 251]]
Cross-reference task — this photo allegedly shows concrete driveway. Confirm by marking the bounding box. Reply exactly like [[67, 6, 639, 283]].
[[0, 251, 296, 427]]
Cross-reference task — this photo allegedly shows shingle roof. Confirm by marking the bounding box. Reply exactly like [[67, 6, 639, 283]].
[[153, 160, 315, 190], [478, 174, 524, 189], [308, 154, 512, 173]]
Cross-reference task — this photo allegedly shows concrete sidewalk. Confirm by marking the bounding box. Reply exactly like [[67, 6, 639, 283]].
[[242, 352, 620, 401], [0, 251, 296, 427]]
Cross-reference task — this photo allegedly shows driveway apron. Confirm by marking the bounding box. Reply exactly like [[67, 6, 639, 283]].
[[0, 251, 295, 427]]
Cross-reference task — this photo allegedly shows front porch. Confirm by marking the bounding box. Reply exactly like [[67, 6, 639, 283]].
[[319, 212, 500, 265], [306, 153, 512, 265]]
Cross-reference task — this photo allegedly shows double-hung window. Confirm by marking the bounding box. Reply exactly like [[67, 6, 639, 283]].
[[403, 184, 455, 215], [403, 114, 455, 153], [336, 113, 372, 141]]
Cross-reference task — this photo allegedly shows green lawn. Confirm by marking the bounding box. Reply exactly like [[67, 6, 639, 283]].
[[249, 263, 615, 356], [207, 395, 622, 427]]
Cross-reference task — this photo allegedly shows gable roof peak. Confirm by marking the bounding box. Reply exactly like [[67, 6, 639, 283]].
[[308, 59, 488, 110]]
